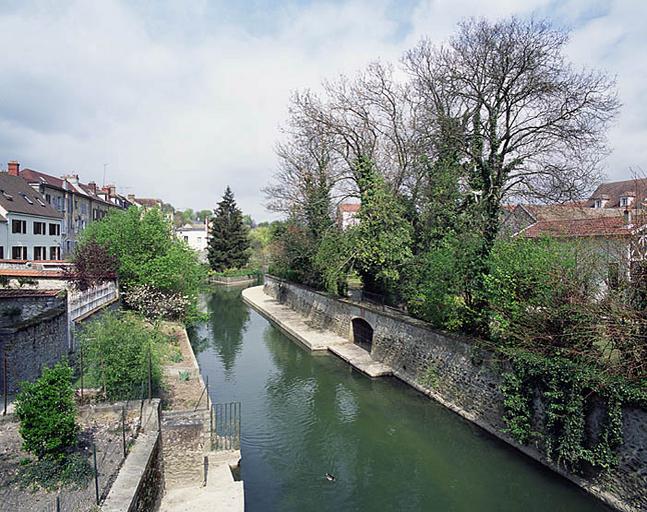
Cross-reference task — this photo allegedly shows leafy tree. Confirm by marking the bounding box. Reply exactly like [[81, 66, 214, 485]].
[[79, 207, 205, 322], [353, 157, 413, 297], [64, 241, 118, 291], [15, 362, 79, 460], [208, 187, 250, 272], [76, 311, 164, 400]]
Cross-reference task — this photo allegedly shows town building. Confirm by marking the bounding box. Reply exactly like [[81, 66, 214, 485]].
[[7, 161, 129, 256], [0, 171, 63, 261], [501, 177, 647, 287], [175, 221, 209, 261], [338, 202, 361, 229]]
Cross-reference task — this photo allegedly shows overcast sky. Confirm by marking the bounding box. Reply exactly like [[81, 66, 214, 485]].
[[1, 0, 645, 221]]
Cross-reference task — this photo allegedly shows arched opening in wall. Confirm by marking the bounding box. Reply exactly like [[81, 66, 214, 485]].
[[352, 318, 373, 352]]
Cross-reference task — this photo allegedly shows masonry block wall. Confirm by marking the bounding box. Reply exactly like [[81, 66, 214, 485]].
[[263, 275, 647, 512], [0, 298, 68, 394]]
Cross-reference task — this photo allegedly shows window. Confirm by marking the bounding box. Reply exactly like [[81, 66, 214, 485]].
[[1, 190, 13, 201], [594, 199, 602, 208], [49, 223, 61, 236], [11, 219, 27, 234], [49, 246, 61, 260], [36, 197, 46, 207], [33, 221, 46, 235], [45, 193, 51, 204], [34, 246, 47, 260], [21, 193, 34, 205], [12, 246, 27, 260], [184, 236, 189, 242], [0, 247, 3, 259]]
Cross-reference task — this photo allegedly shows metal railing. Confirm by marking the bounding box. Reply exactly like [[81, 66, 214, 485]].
[[210, 402, 241, 451]]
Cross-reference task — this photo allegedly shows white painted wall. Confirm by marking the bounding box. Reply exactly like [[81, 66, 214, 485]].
[[1, 212, 62, 260], [176, 224, 208, 253]]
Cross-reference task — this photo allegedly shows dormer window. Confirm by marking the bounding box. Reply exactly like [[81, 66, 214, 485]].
[[594, 199, 602, 208], [620, 197, 629, 207], [620, 193, 635, 208]]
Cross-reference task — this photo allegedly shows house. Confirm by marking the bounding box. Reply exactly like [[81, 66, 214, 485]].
[[8, 161, 127, 255], [176, 221, 209, 260], [501, 178, 647, 286], [338, 202, 361, 230], [0, 171, 63, 261]]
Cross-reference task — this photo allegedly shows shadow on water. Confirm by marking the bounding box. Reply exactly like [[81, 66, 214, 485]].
[[189, 285, 613, 512]]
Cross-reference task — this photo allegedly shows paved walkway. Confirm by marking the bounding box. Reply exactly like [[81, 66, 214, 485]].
[[242, 286, 392, 378]]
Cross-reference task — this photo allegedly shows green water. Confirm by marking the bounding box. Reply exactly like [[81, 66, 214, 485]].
[[188, 285, 611, 512]]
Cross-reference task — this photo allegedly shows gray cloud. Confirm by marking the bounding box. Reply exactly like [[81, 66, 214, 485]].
[[0, 0, 645, 220]]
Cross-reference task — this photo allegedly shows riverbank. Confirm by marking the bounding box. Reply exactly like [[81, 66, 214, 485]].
[[248, 279, 646, 512], [159, 323, 244, 512], [242, 285, 392, 377]]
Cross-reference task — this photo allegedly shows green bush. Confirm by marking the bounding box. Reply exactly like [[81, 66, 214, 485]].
[[15, 362, 79, 460], [78, 207, 206, 323], [76, 311, 165, 400]]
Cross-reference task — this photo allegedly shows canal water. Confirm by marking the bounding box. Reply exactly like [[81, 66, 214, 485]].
[[188, 285, 611, 512]]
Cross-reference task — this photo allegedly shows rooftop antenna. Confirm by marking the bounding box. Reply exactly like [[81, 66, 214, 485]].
[[103, 163, 109, 187]]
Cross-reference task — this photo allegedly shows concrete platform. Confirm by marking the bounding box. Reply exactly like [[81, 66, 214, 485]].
[[328, 343, 393, 377], [242, 286, 393, 378], [242, 286, 348, 351]]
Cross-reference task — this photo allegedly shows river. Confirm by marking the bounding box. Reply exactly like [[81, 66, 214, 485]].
[[188, 285, 610, 512]]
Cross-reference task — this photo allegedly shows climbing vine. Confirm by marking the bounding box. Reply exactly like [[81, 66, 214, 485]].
[[500, 349, 647, 473]]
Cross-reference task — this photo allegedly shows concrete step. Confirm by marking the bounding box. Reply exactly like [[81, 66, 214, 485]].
[[160, 482, 244, 512], [207, 462, 234, 486]]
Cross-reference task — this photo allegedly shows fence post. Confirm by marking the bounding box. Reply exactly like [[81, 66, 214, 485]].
[[148, 347, 152, 402], [79, 341, 84, 404], [93, 443, 99, 505], [122, 406, 127, 458], [205, 375, 209, 410], [3, 352, 7, 416]]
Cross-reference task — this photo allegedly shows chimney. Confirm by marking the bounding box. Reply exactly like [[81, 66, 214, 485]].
[[108, 184, 116, 197], [7, 161, 19, 176], [88, 181, 97, 194]]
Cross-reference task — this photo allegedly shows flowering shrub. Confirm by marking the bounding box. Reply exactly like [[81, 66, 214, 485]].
[[122, 284, 191, 320]]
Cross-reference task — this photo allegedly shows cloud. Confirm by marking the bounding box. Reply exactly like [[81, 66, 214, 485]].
[[0, 0, 645, 220]]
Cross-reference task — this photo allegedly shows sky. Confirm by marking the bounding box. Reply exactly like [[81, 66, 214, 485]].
[[0, 0, 645, 221]]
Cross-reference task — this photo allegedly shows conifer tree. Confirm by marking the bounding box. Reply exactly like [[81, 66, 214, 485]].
[[208, 187, 250, 271]]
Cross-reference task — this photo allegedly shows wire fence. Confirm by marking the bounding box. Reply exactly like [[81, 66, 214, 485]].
[[1, 401, 146, 512]]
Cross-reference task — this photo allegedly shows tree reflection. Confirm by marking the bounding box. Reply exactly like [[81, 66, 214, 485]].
[[205, 285, 250, 373]]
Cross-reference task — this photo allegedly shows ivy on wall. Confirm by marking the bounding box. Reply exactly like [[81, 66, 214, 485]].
[[500, 349, 646, 473]]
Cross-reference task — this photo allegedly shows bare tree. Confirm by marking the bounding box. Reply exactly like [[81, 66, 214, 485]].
[[404, 17, 620, 253]]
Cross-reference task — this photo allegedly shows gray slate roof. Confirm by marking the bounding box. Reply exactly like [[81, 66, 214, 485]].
[[0, 172, 63, 219]]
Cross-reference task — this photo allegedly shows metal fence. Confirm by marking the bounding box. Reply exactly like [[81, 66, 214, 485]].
[[2, 402, 145, 512], [210, 402, 241, 451]]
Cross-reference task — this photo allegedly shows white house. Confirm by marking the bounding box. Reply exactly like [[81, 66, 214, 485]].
[[176, 221, 209, 260], [338, 202, 361, 230], [0, 172, 63, 260]]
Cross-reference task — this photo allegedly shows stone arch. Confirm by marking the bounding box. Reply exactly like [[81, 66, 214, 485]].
[[351, 317, 374, 352]]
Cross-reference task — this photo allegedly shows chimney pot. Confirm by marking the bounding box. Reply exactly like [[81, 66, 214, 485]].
[[7, 161, 19, 176], [88, 181, 97, 194]]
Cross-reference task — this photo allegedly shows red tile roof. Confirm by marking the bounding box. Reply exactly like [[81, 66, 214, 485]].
[[587, 177, 647, 208], [339, 203, 360, 213], [19, 168, 66, 189], [0, 268, 65, 278], [0, 289, 61, 298], [522, 215, 637, 238]]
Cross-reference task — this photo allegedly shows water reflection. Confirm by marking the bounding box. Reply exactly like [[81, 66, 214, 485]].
[[191, 286, 612, 512]]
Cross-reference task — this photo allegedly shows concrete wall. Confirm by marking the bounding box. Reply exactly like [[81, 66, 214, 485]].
[[0, 298, 68, 394], [264, 275, 647, 512], [102, 399, 163, 512]]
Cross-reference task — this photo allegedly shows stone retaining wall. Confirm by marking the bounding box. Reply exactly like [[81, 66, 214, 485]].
[[264, 275, 647, 512], [0, 301, 68, 394]]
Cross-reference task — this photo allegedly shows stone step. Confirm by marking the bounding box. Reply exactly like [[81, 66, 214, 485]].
[[160, 482, 244, 512], [206, 461, 234, 486]]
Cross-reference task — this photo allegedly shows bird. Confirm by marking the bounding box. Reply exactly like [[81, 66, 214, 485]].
[[325, 473, 336, 482]]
